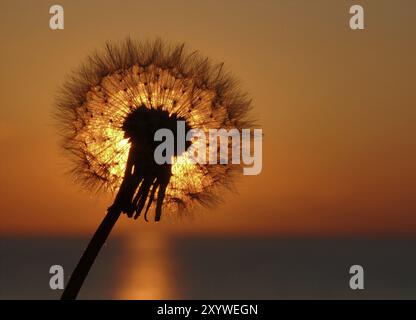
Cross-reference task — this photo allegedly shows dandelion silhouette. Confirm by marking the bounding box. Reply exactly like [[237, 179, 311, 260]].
[[56, 38, 253, 299]]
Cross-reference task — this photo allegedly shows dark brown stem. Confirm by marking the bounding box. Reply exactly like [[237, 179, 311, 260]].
[[60, 207, 121, 300]]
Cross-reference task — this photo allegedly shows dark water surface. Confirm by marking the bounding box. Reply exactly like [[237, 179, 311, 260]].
[[1, 235, 416, 299]]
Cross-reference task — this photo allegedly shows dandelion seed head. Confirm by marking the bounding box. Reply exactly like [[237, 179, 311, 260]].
[[55, 38, 253, 219]]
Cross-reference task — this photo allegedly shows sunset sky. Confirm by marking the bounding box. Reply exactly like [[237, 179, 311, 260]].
[[1, 0, 415, 237]]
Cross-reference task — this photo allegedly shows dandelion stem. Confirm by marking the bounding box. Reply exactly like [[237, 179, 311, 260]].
[[61, 207, 121, 300]]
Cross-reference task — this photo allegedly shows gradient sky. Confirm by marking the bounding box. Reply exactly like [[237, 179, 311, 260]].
[[0, 0, 415, 236]]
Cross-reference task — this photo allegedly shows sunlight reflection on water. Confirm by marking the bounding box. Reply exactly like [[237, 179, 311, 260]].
[[116, 231, 176, 299]]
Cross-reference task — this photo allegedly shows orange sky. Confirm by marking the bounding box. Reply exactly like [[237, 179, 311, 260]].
[[0, 0, 415, 236]]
